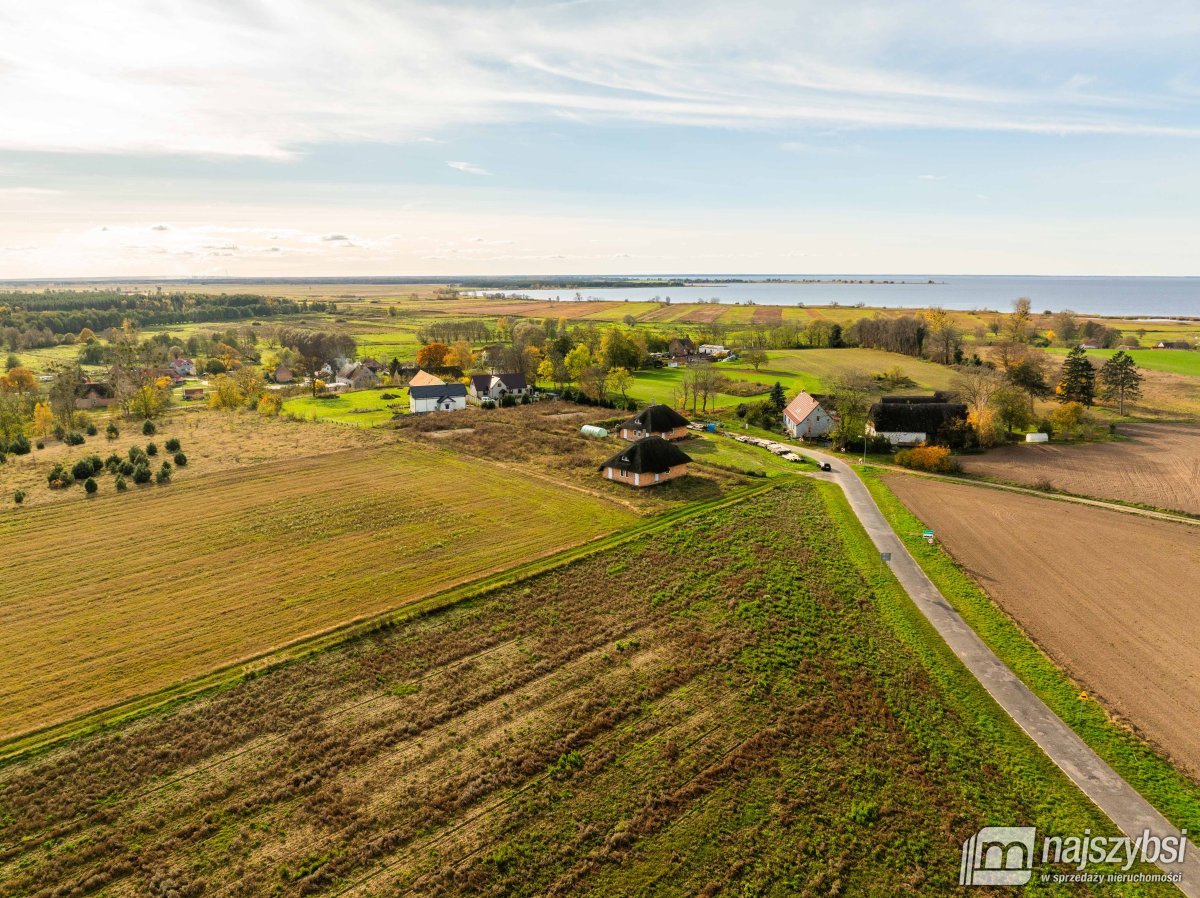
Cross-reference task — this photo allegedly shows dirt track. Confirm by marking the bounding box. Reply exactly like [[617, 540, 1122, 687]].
[[885, 473, 1200, 776], [960, 423, 1200, 515]]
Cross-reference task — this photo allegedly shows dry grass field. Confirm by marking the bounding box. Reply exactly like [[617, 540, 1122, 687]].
[[0, 483, 1139, 897], [884, 473, 1200, 776], [0, 444, 636, 741], [392, 401, 742, 510], [960, 423, 1200, 515], [0, 411, 392, 509]]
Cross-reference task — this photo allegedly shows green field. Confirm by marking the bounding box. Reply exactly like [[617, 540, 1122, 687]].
[[0, 481, 1155, 896], [1048, 346, 1200, 376], [0, 444, 636, 742], [627, 347, 961, 412], [283, 387, 409, 426], [684, 432, 811, 477]]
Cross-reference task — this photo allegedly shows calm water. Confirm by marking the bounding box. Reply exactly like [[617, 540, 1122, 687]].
[[475, 275, 1200, 318]]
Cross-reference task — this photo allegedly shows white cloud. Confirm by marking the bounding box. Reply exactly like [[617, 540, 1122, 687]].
[[447, 161, 490, 176], [0, 1, 1197, 159], [917, 174, 945, 180]]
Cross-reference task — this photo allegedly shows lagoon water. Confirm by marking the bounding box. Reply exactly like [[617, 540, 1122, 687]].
[[477, 275, 1200, 318]]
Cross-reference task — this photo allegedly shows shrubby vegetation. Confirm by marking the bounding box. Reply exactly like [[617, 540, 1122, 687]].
[[894, 444, 959, 473]]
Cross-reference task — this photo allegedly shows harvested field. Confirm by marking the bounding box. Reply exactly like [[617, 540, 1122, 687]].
[[884, 473, 1200, 776], [961, 423, 1200, 515], [0, 483, 1134, 897], [750, 305, 783, 325], [0, 410, 391, 508], [0, 444, 635, 740]]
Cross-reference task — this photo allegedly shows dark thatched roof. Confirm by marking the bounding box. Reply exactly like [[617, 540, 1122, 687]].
[[623, 403, 689, 432], [869, 399, 967, 434], [599, 436, 692, 474]]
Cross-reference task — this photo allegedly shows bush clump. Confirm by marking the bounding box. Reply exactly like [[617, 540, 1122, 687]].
[[47, 464, 75, 488], [146, 442, 158, 457], [63, 431, 85, 446], [164, 437, 181, 452], [155, 462, 172, 484], [104, 453, 122, 473], [893, 444, 959, 473], [132, 464, 152, 485], [84, 477, 98, 495], [115, 474, 128, 491], [106, 421, 120, 440], [174, 452, 188, 467], [9, 435, 30, 455], [85, 423, 98, 437], [142, 419, 156, 436], [118, 459, 135, 476], [13, 489, 26, 505]]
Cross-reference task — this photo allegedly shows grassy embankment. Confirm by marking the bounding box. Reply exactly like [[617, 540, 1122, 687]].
[[862, 468, 1200, 834]]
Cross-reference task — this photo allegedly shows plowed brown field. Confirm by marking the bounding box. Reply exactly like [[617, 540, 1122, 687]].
[[885, 473, 1200, 775], [961, 423, 1200, 516]]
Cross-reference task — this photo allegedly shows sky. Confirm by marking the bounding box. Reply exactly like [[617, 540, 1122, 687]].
[[1, 0, 1199, 278]]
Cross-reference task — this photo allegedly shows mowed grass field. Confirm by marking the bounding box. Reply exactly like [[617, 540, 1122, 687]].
[[0, 445, 636, 742], [883, 473, 1200, 778], [0, 483, 1148, 897], [1048, 346, 1200, 376], [627, 347, 960, 410], [283, 387, 409, 427]]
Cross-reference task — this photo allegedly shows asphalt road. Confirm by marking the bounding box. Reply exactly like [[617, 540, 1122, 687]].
[[796, 446, 1200, 896]]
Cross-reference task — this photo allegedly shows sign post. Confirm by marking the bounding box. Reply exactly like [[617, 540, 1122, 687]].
[[922, 529, 935, 544], [879, 551, 891, 574]]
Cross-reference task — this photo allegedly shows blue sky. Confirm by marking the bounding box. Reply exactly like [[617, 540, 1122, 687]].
[[1, 0, 1199, 277]]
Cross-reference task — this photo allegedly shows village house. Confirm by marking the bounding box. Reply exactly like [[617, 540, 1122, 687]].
[[468, 373, 528, 402], [409, 381, 468, 413], [865, 395, 968, 447], [168, 357, 196, 377], [668, 337, 695, 357], [335, 362, 380, 390], [74, 381, 116, 410], [619, 404, 690, 441], [599, 436, 692, 488], [359, 357, 387, 374], [408, 369, 445, 387], [273, 364, 294, 384], [782, 391, 834, 440]]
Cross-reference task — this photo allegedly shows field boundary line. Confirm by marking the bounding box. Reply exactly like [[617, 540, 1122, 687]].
[[0, 480, 779, 766], [793, 446, 1200, 896]]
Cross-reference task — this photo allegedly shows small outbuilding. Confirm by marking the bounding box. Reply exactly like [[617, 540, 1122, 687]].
[[273, 365, 294, 384], [599, 436, 692, 488], [782, 391, 834, 440], [619, 404, 690, 441]]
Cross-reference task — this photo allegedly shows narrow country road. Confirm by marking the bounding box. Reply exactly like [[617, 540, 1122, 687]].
[[794, 446, 1200, 895]]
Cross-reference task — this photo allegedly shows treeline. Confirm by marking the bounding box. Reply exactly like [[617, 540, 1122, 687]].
[[416, 319, 494, 345], [0, 291, 327, 349]]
